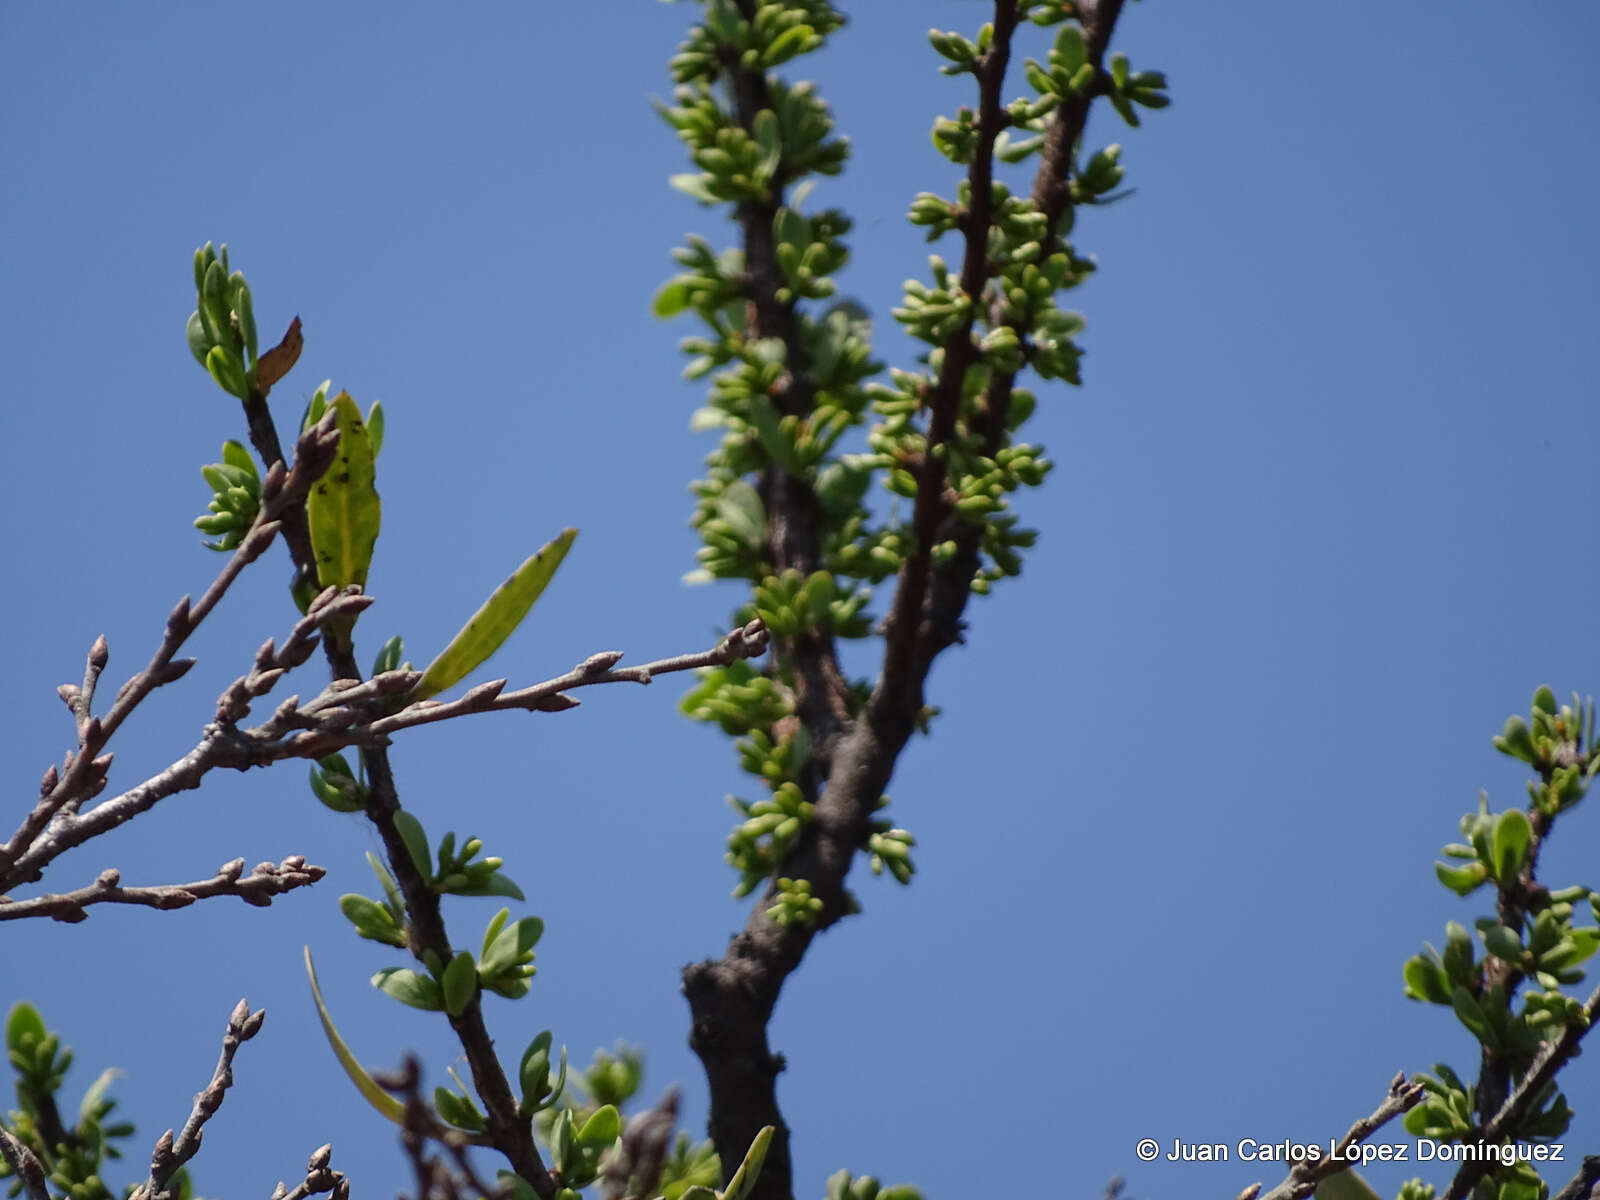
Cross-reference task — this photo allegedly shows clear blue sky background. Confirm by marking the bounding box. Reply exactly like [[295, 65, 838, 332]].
[[4, 4, 1599, 1198]]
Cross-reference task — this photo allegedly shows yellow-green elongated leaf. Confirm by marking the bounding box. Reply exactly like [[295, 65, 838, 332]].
[[413, 528, 577, 700], [303, 948, 405, 1126], [307, 392, 381, 591], [723, 1126, 774, 1200]]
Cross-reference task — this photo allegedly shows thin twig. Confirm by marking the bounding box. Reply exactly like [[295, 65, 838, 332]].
[[1256, 1072, 1425, 1200], [0, 1129, 49, 1200], [1, 619, 767, 898], [267, 1143, 349, 1200], [0, 857, 324, 923], [1, 417, 340, 879], [130, 1000, 268, 1200]]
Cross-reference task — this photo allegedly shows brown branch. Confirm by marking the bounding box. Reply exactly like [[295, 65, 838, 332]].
[[1551, 1156, 1600, 1200], [0, 857, 324, 923], [1442, 981, 1600, 1200], [683, 7, 1135, 1198], [130, 999, 268, 1200], [1, 417, 340, 880], [3, 597, 763, 900], [1255, 1072, 1424, 1200], [375, 1056, 512, 1200], [0, 1129, 48, 1200], [719, 0, 854, 761]]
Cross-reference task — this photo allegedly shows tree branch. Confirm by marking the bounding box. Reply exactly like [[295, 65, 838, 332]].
[[683, 6, 1133, 1197], [0, 857, 324, 923], [1252, 1072, 1424, 1200], [1, 417, 340, 880], [129, 1000, 270, 1200], [1442, 981, 1600, 1200]]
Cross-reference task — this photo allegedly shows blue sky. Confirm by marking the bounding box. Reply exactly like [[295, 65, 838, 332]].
[[4, 3, 1599, 1198]]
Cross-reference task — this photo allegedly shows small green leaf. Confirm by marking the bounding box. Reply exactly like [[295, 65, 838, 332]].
[[393, 811, 432, 882], [6, 1002, 46, 1053], [1533, 685, 1557, 715], [306, 392, 382, 598], [762, 23, 812, 67], [451, 871, 526, 901], [670, 173, 722, 204], [480, 915, 544, 978], [441, 952, 478, 1017], [654, 279, 693, 318], [303, 949, 405, 1125], [723, 1126, 774, 1200], [1492, 809, 1532, 883], [372, 967, 445, 1011], [413, 529, 577, 700], [717, 482, 767, 552], [1402, 955, 1451, 1004], [576, 1104, 622, 1148], [1435, 860, 1488, 896]]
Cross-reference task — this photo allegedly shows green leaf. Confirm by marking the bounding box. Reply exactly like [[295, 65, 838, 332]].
[[306, 392, 382, 595], [303, 949, 405, 1125], [1402, 955, 1451, 1004], [576, 1104, 622, 1148], [670, 173, 722, 204], [1451, 986, 1497, 1048], [480, 915, 544, 978], [762, 23, 812, 67], [451, 871, 526, 901], [1533, 685, 1557, 715], [654, 278, 693, 318], [372, 967, 445, 1011], [752, 108, 781, 183], [717, 481, 767, 552], [441, 952, 478, 1017], [723, 1126, 774, 1200], [1435, 860, 1488, 896], [413, 528, 577, 700], [393, 810, 432, 882], [6, 1002, 46, 1053], [1492, 809, 1532, 883]]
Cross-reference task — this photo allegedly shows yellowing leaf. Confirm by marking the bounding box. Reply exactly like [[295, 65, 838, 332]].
[[306, 392, 381, 626], [303, 948, 404, 1126], [414, 528, 577, 700]]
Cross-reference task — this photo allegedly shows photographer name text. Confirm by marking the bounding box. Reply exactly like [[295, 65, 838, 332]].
[[1133, 1138, 1564, 1166]]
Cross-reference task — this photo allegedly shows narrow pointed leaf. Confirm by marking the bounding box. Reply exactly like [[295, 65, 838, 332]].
[[303, 949, 404, 1125], [413, 528, 577, 700], [723, 1126, 774, 1200]]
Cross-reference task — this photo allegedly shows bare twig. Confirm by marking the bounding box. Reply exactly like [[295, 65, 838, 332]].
[[1, 619, 767, 900], [0, 1128, 49, 1200], [375, 1056, 510, 1200], [1256, 1072, 1424, 1200], [130, 1000, 268, 1200], [267, 1143, 349, 1200], [1, 417, 340, 880], [0, 857, 324, 923]]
